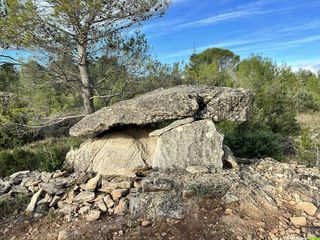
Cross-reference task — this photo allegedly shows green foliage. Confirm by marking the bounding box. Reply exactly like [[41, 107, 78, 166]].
[[0, 137, 83, 177], [0, 63, 19, 91], [296, 128, 320, 167], [237, 56, 299, 136], [189, 48, 240, 70], [0, 194, 30, 219], [294, 90, 320, 112], [186, 48, 239, 87], [220, 122, 285, 160], [308, 237, 320, 240]]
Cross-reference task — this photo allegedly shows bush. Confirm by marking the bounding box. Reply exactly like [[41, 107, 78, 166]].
[[220, 122, 285, 160], [294, 90, 320, 112], [0, 194, 30, 219], [296, 128, 320, 167], [0, 137, 83, 177]]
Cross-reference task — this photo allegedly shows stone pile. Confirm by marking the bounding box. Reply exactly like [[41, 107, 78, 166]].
[[66, 85, 253, 177], [1, 159, 320, 239], [0, 170, 142, 221]]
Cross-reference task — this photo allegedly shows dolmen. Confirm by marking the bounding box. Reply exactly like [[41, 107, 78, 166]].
[[66, 85, 253, 177]]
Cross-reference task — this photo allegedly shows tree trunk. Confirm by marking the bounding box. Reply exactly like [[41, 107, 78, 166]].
[[78, 44, 95, 114]]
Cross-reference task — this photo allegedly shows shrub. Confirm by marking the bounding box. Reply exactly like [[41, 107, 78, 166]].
[[0, 137, 83, 177], [0, 194, 31, 219], [220, 122, 285, 160], [296, 128, 320, 167], [294, 90, 320, 112]]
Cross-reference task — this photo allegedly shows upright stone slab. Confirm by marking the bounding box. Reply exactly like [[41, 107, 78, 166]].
[[66, 128, 158, 177], [151, 119, 224, 170]]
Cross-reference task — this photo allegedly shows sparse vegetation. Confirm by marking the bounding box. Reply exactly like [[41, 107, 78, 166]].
[[0, 137, 83, 177]]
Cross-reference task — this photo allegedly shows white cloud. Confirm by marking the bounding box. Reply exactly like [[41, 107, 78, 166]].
[[291, 61, 320, 73]]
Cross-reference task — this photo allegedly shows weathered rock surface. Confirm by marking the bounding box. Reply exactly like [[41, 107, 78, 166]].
[[26, 188, 43, 213], [66, 119, 226, 176], [70, 85, 253, 137], [1, 159, 320, 239], [0, 179, 11, 194], [66, 128, 158, 177], [152, 119, 224, 170]]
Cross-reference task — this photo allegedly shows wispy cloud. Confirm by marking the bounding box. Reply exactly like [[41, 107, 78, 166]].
[[291, 60, 320, 73], [159, 33, 320, 61]]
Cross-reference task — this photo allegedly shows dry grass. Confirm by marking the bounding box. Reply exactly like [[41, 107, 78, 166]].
[[296, 112, 320, 130]]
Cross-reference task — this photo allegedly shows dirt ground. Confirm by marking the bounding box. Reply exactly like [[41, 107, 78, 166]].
[[0, 198, 269, 240]]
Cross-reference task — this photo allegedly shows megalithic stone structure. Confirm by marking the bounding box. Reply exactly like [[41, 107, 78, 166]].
[[66, 85, 253, 177]]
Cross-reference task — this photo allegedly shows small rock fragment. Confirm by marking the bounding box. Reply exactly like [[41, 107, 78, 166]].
[[290, 217, 307, 227], [26, 188, 43, 213], [84, 174, 101, 191], [103, 195, 115, 208], [225, 208, 233, 215], [74, 191, 95, 203], [49, 196, 61, 207], [141, 220, 151, 227], [296, 202, 317, 216], [114, 199, 128, 216], [111, 189, 129, 201], [186, 166, 210, 174], [78, 206, 90, 215], [9, 170, 30, 185], [86, 210, 101, 221], [58, 230, 72, 240], [97, 199, 107, 212]]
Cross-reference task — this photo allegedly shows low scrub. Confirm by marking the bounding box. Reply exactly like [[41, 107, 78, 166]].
[[0, 137, 83, 177], [219, 122, 285, 160], [0, 194, 31, 219]]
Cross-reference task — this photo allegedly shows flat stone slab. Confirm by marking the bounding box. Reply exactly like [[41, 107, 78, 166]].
[[70, 85, 253, 137]]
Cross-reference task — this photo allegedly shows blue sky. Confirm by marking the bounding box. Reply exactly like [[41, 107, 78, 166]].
[[142, 0, 320, 73]]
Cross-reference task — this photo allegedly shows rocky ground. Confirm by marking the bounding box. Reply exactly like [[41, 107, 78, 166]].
[[0, 158, 320, 240]]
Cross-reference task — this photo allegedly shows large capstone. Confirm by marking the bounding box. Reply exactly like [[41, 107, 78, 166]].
[[70, 85, 253, 137]]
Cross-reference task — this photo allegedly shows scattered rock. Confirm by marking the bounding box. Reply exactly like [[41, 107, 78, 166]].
[[74, 191, 95, 203], [49, 196, 61, 207], [26, 188, 43, 213], [96, 199, 107, 212], [103, 195, 115, 208], [37, 194, 53, 205], [41, 183, 66, 196], [111, 189, 129, 201], [141, 220, 151, 227], [186, 166, 210, 174], [86, 210, 101, 221], [290, 217, 307, 227], [58, 230, 73, 240], [40, 172, 52, 183], [9, 186, 29, 195], [295, 202, 317, 216], [78, 206, 90, 215], [0, 179, 11, 194], [114, 199, 128, 216], [9, 171, 30, 185], [84, 174, 101, 191]]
